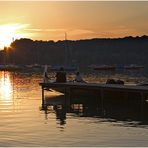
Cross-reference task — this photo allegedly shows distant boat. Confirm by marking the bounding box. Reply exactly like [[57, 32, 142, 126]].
[[25, 64, 44, 71], [90, 65, 115, 71], [124, 64, 144, 70], [89, 64, 144, 71], [0, 64, 21, 71], [49, 65, 77, 72]]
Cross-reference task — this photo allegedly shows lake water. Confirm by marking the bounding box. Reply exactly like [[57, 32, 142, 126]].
[[0, 71, 148, 147]]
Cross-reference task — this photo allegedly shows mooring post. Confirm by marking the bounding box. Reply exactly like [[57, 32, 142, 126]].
[[64, 87, 71, 112], [100, 88, 105, 116], [64, 87, 67, 106], [42, 86, 45, 109], [140, 92, 144, 120], [68, 87, 71, 111]]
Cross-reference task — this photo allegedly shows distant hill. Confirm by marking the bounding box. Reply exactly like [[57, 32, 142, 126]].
[[0, 35, 148, 72]]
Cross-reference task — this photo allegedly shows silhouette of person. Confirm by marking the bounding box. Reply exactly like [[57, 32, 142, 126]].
[[43, 65, 49, 83], [56, 67, 67, 82], [74, 71, 85, 82]]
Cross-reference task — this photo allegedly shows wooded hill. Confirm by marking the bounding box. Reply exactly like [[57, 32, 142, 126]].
[[0, 35, 148, 71]]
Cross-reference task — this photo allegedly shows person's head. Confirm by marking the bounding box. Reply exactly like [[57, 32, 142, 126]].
[[60, 67, 64, 71], [76, 71, 80, 75]]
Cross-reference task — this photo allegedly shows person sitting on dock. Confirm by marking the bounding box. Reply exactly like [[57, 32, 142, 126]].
[[43, 65, 49, 83], [74, 71, 85, 83], [55, 67, 67, 83]]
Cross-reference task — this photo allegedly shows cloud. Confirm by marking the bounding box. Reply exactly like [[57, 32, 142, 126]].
[[25, 28, 43, 32], [25, 28, 65, 32], [97, 26, 139, 38], [68, 29, 95, 36], [25, 28, 95, 36], [0, 23, 29, 30]]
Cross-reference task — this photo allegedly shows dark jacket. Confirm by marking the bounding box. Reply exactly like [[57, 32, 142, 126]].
[[56, 71, 66, 82]]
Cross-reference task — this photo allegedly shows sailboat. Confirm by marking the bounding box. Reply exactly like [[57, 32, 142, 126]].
[[49, 33, 77, 72]]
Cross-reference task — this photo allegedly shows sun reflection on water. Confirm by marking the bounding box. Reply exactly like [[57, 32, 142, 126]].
[[0, 71, 13, 102]]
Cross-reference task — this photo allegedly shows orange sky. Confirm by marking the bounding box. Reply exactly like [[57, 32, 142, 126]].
[[0, 1, 148, 48]]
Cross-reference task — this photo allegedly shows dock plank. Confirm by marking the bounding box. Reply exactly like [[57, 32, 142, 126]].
[[39, 82, 148, 93]]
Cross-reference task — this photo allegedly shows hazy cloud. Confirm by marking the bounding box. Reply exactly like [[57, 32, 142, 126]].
[[97, 25, 139, 38], [25, 28, 65, 32], [68, 29, 95, 36]]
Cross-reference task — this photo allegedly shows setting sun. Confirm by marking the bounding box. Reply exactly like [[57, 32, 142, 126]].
[[0, 24, 28, 49]]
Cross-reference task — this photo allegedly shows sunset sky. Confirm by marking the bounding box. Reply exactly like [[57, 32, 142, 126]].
[[0, 1, 148, 49]]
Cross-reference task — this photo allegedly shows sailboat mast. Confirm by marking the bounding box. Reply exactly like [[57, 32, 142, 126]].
[[64, 32, 68, 67]]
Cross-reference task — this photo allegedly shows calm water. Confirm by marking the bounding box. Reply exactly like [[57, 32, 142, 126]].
[[0, 71, 148, 147]]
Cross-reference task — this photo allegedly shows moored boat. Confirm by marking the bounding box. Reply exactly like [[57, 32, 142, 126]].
[[124, 64, 144, 70], [91, 65, 115, 71]]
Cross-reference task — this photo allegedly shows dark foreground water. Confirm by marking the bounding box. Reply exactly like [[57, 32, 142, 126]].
[[0, 71, 148, 147]]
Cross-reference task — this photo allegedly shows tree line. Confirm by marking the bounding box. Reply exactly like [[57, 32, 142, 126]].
[[0, 35, 148, 70]]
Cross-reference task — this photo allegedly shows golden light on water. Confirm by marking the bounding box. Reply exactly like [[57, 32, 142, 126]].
[[0, 71, 13, 102]]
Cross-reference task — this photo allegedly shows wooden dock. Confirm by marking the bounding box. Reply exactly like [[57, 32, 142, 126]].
[[39, 82, 148, 123], [39, 82, 148, 107], [40, 82, 148, 92]]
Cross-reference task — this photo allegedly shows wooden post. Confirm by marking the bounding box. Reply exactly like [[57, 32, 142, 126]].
[[140, 92, 144, 121], [65, 87, 71, 112], [100, 89, 105, 116], [69, 87, 71, 111], [42, 86, 45, 109], [64, 87, 67, 106]]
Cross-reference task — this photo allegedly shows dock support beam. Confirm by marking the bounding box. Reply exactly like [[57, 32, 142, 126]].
[[100, 89, 105, 116], [42, 86, 45, 109], [64, 87, 71, 112], [140, 92, 144, 121]]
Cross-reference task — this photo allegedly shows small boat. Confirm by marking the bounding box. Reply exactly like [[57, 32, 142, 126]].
[[90, 64, 144, 71], [92, 65, 115, 71], [0, 64, 22, 71], [124, 64, 144, 70], [49, 65, 77, 72]]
